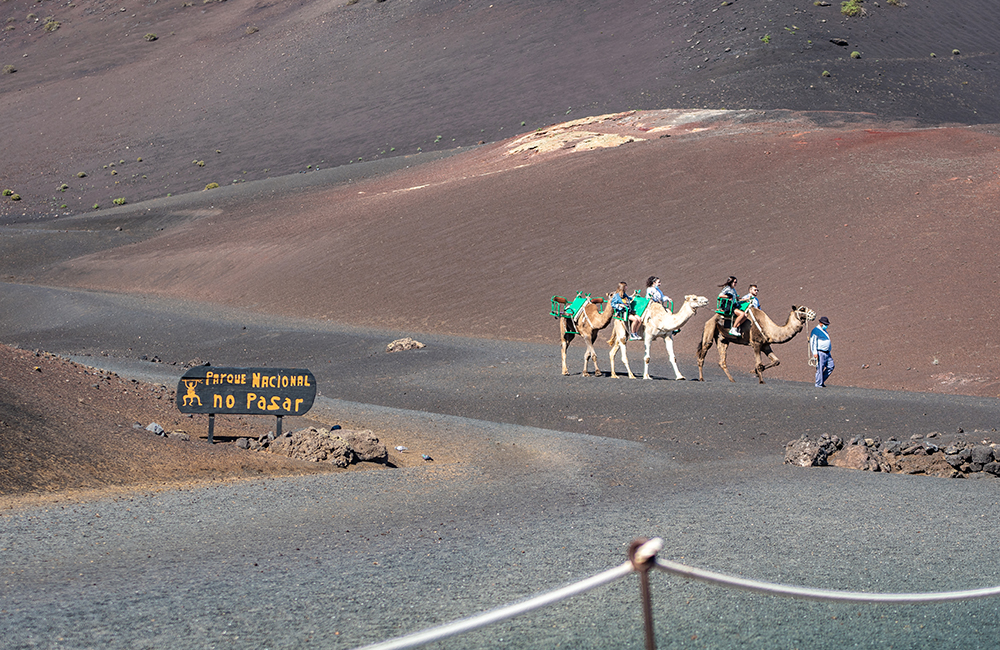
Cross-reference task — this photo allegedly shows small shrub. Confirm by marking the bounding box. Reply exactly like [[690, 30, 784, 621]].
[[196, 160, 205, 166], [841, 0, 865, 17], [760, 34, 771, 44], [112, 197, 126, 205], [347, 0, 359, 4], [851, 51, 861, 59], [10, 194, 20, 201], [2, 189, 12, 196], [93, 203, 100, 209], [930, 52, 936, 58], [58, 184, 69, 191], [144, 33, 157, 41], [2, 65, 15, 74], [43, 20, 60, 32], [77, 171, 87, 178], [952, 49, 960, 56], [111, 170, 117, 175], [60, 204, 67, 209], [822, 70, 831, 77], [246, 25, 258, 35], [204, 182, 219, 190], [137, 157, 142, 162], [886, 0, 905, 5], [26, 13, 37, 21]]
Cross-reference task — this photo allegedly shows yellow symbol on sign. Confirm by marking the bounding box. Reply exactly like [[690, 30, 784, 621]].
[[181, 379, 203, 406]]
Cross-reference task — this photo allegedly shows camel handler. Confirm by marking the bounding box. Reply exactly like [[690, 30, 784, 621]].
[[809, 316, 834, 387]]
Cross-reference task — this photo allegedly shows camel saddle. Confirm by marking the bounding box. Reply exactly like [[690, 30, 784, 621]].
[[551, 292, 604, 320]]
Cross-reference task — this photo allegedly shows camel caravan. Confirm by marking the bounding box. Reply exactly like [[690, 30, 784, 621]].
[[551, 276, 816, 383]]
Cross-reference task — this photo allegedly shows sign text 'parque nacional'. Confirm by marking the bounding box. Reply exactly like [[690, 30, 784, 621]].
[[176, 366, 317, 416]]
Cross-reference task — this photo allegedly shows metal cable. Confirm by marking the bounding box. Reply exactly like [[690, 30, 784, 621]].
[[351, 561, 635, 650], [351, 537, 1000, 650], [654, 555, 1000, 604]]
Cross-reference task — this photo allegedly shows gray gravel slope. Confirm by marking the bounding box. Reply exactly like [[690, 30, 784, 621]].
[[1, 283, 999, 649]]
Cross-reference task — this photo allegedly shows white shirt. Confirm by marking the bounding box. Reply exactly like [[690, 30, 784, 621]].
[[646, 285, 671, 305]]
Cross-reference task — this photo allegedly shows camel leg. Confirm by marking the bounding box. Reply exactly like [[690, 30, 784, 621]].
[[754, 343, 779, 384], [696, 318, 717, 381], [718, 340, 736, 382], [664, 335, 685, 380], [621, 343, 636, 379], [611, 340, 636, 379], [618, 335, 637, 379], [608, 321, 634, 379], [642, 334, 655, 379], [584, 332, 602, 377], [560, 323, 574, 376]]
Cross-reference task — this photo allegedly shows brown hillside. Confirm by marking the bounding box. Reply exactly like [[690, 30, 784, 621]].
[[35, 109, 1000, 397]]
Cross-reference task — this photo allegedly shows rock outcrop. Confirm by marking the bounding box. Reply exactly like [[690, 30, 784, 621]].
[[386, 337, 426, 353], [785, 432, 1000, 479], [246, 427, 388, 467]]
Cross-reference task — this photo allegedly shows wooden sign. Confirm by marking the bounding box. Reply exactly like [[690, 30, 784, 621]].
[[176, 366, 316, 416]]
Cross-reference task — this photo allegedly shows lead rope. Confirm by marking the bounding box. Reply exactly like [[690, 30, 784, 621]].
[[746, 305, 766, 337]]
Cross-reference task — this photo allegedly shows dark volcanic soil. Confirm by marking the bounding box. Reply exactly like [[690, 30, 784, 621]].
[[2, 0, 999, 218]]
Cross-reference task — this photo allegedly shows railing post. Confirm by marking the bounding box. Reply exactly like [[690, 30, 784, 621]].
[[630, 538, 661, 650]]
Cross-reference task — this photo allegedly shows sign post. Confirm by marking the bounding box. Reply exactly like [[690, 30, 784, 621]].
[[176, 366, 317, 443]]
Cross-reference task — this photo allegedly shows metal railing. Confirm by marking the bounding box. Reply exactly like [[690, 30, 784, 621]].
[[352, 537, 1000, 650]]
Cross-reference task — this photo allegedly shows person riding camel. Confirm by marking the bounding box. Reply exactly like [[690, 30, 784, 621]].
[[731, 283, 760, 336], [611, 281, 642, 340], [717, 276, 742, 337]]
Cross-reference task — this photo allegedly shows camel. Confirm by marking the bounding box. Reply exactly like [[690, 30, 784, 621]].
[[559, 294, 616, 376], [607, 295, 711, 380], [696, 305, 816, 383]]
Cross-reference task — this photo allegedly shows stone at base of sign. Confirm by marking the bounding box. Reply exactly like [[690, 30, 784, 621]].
[[248, 427, 388, 467]]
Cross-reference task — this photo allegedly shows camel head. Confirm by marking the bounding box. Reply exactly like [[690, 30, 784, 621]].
[[684, 295, 711, 310], [792, 306, 817, 323]]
